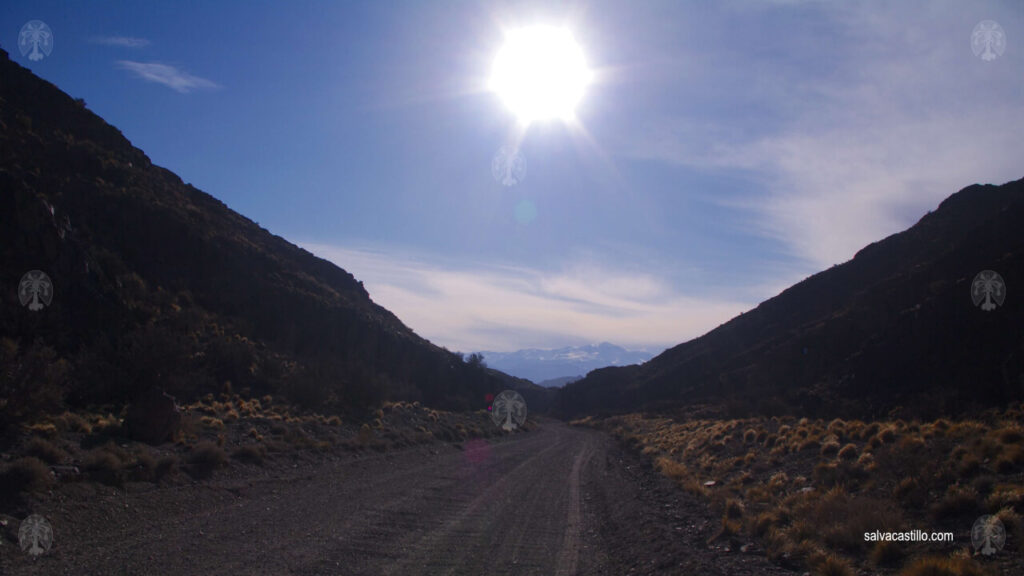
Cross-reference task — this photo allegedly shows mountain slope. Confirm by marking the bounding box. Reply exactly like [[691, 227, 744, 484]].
[[480, 343, 653, 383], [0, 47, 501, 425], [559, 178, 1024, 420]]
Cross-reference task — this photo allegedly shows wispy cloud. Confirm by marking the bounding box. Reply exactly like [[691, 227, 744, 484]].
[[301, 243, 756, 354], [90, 35, 150, 48], [117, 61, 220, 93], [618, 2, 1024, 270]]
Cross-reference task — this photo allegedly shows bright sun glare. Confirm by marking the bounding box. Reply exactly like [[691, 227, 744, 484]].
[[490, 25, 592, 125]]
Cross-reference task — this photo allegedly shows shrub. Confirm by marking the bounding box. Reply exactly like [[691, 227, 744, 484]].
[[710, 502, 743, 544], [994, 507, 1022, 551], [26, 437, 65, 464], [898, 554, 990, 576], [972, 475, 995, 497], [0, 340, 68, 426], [155, 455, 179, 481], [869, 540, 904, 567], [0, 457, 54, 494], [129, 451, 157, 482], [799, 438, 822, 452], [232, 444, 265, 465], [860, 422, 880, 440], [877, 426, 897, 444], [994, 444, 1024, 473], [837, 444, 858, 462], [807, 489, 903, 554], [820, 441, 840, 457], [814, 462, 842, 487], [200, 416, 225, 430], [856, 451, 875, 471], [986, 484, 1024, 513], [26, 421, 58, 438], [895, 477, 927, 510], [84, 449, 123, 486], [995, 426, 1024, 445], [723, 498, 744, 520], [827, 418, 846, 434], [958, 453, 981, 478], [812, 553, 854, 576], [56, 411, 92, 434], [187, 441, 227, 479], [933, 485, 980, 521]]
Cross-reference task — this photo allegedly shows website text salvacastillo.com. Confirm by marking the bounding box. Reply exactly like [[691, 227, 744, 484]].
[[864, 530, 955, 543]]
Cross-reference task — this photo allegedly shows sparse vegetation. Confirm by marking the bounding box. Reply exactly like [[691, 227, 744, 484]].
[[232, 444, 266, 465], [84, 448, 124, 486], [187, 441, 228, 479], [0, 456, 54, 495], [581, 406, 1024, 575], [155, 455, 179, 481], [899, 553, 992, 576], [26, 436, 66, 464]]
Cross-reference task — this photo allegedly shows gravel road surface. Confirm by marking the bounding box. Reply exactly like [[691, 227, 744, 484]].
[[1, 421, 790, 575]]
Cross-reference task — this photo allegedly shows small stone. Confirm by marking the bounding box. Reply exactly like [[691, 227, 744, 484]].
[[703, 480, 716, 487]]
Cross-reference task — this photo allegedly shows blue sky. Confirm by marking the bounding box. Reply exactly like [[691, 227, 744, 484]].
[[3, 1, 1023, 354]]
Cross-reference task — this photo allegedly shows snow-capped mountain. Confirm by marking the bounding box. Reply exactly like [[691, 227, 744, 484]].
[[478, 343, 655, 385]]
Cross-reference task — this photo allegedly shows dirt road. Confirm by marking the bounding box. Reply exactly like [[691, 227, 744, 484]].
[[1, 421, 789, 575]]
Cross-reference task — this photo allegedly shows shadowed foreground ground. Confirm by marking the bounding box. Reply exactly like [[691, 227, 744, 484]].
[[1, 421, 788, 575]]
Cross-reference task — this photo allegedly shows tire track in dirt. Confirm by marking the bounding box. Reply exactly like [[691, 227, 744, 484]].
[[556, 439, 592, 576]]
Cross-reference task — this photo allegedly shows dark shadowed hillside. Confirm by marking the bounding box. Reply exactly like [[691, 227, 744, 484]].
[[559, 177, 1024, 420], [0, 47, 515, 428]]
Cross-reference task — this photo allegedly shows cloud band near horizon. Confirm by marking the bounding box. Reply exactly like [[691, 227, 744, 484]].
[[302, 243, 757, 354]]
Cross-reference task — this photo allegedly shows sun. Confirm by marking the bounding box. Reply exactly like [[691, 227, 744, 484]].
[[490, 25, 592, 125]]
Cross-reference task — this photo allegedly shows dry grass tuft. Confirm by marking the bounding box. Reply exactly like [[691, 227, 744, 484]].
[[84, 449, 123, 486], [0, 457, 54, 494], [811, 553, 855, 576], [898, 553, 992, 576], [585, 410, 1022, 576], [820, 440, 840, 457], [232, 444, 266, 465], [869, 540, 904, 567], [200, 416, 225, 430], [187, 441, 228, 479], [933, 485, 980, 521], [837, 443, 858, 462], [26, 437, 66, 464]]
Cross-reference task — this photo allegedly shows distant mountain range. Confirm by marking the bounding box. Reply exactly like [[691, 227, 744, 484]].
[[558, 177, 1024, 420], [479, 343, 654, 385]]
